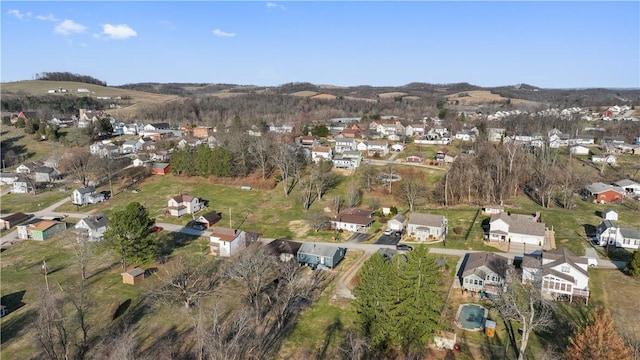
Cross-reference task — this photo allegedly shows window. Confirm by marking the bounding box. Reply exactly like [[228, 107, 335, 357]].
[[561, 265, 570, 273]]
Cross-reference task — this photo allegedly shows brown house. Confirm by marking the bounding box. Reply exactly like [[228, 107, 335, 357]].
[[121, 268, 145, 285], [406, 154, 424, 163], [196, 211, 222, 228], [193, 126, 214, 138], [341, 129, 359, 138], [151, 162, 171, 175], [0, 212, 31, 229]]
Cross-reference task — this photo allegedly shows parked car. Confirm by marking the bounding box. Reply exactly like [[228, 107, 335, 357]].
[[383, 229, 393, 236], [192, 223, 206, 230], [396, 244, 414, 251], [149, 226, 163, 232], [395, 231, 402, 237]]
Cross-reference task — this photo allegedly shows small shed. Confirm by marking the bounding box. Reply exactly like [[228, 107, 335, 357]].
[[121, 268, 145, 285], [603, 208, 618, 221], [485, 319, 496, 337], [150, 162, 171, 175], [0, 212, 31, 230]]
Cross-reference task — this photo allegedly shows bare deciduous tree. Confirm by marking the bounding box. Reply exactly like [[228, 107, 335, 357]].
[[153, 255, 219, 309], [345, 180, 361, 208], [396, 177, 428, 212], [59, 148, 96, 187], [247, 134, 274, 179], [496, 276, 554, 360], [34, 289, 70, 360]]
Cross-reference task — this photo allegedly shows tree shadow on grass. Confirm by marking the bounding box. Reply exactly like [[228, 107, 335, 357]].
[[0, 307, 37, 345], [316, 317, 343, 360], [155, 232, 200, 261]]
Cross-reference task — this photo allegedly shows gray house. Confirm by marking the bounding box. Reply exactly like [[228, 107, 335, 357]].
[[458, 252, 512, 294], [297, 243, 346, 269], [34, 166, 60, 183]]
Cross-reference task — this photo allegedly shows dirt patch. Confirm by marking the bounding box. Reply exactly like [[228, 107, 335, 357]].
[[310, 93, 337, 100], [289, 220, 311, 238], [289, 90, 318, 97], [377, 91, 407, 98]]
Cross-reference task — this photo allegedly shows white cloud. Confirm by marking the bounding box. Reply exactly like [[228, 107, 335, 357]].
[[213, 29, 236, 38], [54, 19, 87, 35], [266, 2, 286, 10], [36, 13, 59, 22], [7, 9, 31, 20], [102, 24, 137, 39]]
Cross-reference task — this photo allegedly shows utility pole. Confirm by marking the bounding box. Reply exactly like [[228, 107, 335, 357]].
[[42, 260, 49, 291]]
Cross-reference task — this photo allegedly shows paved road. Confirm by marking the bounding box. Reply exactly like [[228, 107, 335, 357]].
[[1, 198, 629, 272]]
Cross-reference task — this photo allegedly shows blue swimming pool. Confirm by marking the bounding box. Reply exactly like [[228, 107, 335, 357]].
[[456, 304, 487, 331]]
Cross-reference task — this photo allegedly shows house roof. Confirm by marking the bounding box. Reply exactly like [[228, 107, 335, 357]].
[[614, 179, 640, 188], [198, 211, 222, 224], [148, 123, 170, 129], [584, 182, 625, 195], [298, 242, 344, 258], [461, 252, 511, 278], [75, 186, 96, 194], [0, 172, 18, 179], [210, 227, 239, 242], [122, 268, 145, 277], [389, 214, 406, 223], [544, 247, 587, 267], [620, 227, 640, 240], [34, 166, 55, 174], [77, 214, 109, 230], [312, 146, 331, 153], [408, 213, 446, 228], [265, 239, 303, 256], [29, 220, 59, 232], [0, 212, 30, 222], [171, 194, 196, 203], [151, 162, 170, 170], [490, 212, 546, 237]]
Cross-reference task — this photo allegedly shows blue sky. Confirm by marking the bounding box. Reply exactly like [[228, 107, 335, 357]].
[[2, 1, 639, 88]]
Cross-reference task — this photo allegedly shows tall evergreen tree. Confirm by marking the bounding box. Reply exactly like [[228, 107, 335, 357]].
[[626, 250, 640, 277], [104, 202, 155, 271], [353, 247, 444, 355]]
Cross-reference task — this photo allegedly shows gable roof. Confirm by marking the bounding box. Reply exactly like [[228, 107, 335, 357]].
[[265, 239, 303, 256], [490, 212, 545, 236], [408, 213, 445, 228], [541, 248, 588, 278], [462, 252, 511, 278], [298, 242, 344, 257], [75, 186, 96, 194], [209, 227, 239, 242], [77, 214, 109, 230], [620, 227, 640, 239], [34, 166, 56, 174], [389, 214, 406, 223], [584, 182, 625, 195], [171, 194, 196, 203], [198, 211, 222, 224], [614, 179, 640, 188], [1, 212, 30, 223]]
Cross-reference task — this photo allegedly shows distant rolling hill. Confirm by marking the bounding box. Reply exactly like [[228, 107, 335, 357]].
[[1, 80, 179, 116]]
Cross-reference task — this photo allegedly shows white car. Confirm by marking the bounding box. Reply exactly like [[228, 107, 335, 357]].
[[383, 229, 393, 236]]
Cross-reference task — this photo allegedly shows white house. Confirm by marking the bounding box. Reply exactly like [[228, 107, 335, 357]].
[[522, 248, 590, 303], [602, 208, 618, 221], [591, 155, 617, 164], [74, 214, 109, 241], [487, 212, 546, 246], [72, 187, 105, 206], [209, 227, 260, 257], [122, 140, 143, 154], [334, 138, 358, 153], [569, 145, 590, 155], [12, 177, 34, 194], [596, 220, 640, 250], [366, 140, 389, 156], [0, 172, 18, 185], [167, 194, 205, 217], [386, 214, 406, 232], [406, 213, 448, 241], [311, 146, 333, 164], [614, 179, 640, 196]]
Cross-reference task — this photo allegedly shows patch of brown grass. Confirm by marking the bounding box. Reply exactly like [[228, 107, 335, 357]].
[[289, 220, 311, 238], [590, 269, 640, 343]]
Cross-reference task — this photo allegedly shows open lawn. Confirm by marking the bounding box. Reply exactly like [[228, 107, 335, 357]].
[[589, 269, 640, 344], [1, 126, 69, 168], [0, 189, 70, 214], [0, 228, 208, 358]]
